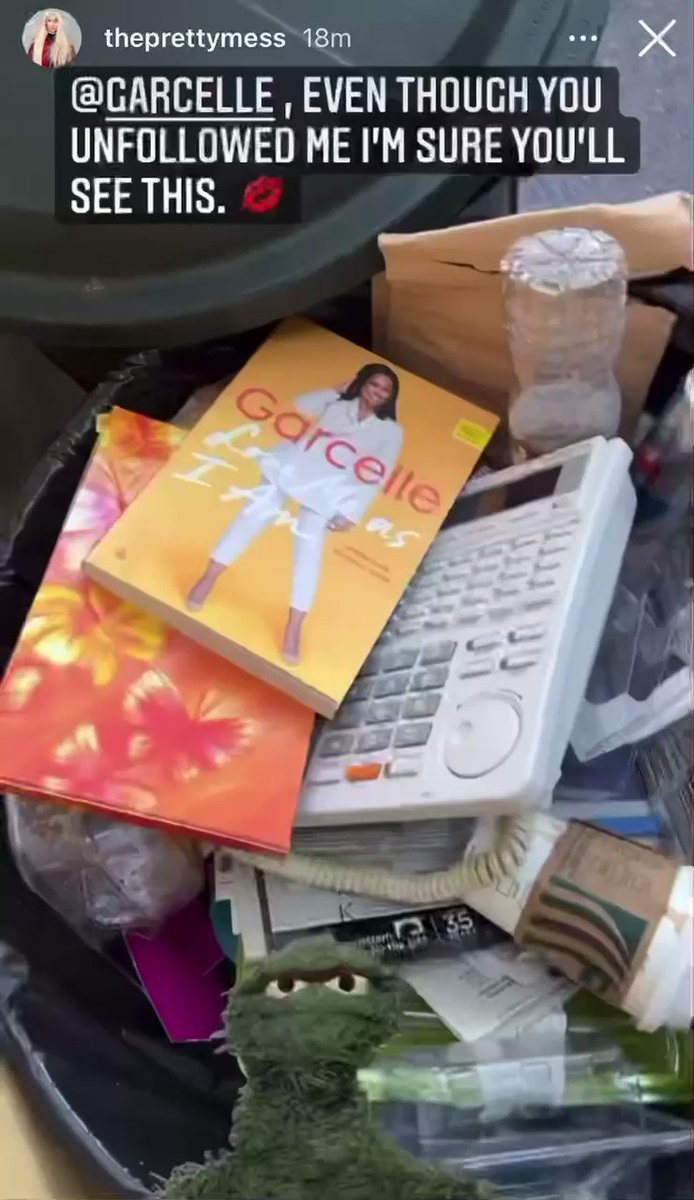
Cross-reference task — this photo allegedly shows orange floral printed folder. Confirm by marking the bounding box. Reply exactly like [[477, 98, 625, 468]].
[[0, 409, 313, 853]]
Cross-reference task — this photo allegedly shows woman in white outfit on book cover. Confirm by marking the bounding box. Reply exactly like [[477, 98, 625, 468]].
[[186, 364, 403, 665]]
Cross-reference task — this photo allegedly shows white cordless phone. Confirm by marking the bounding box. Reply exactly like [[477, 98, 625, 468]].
[[297, 437, 636, 827]]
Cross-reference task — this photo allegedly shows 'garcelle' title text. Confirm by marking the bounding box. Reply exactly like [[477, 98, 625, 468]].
[[221, 387, 442, 515]]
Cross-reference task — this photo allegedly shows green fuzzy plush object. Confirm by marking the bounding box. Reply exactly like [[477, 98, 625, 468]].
[[160, 936, 491, 1200]]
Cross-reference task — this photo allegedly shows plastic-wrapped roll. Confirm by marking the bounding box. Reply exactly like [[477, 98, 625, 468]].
[[461, 812, 693, 1032]]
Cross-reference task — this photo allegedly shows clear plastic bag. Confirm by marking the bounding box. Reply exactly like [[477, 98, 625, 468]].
[[571, 367, 693, 758], [379, 1099, 691, 1200], [5, 793, 204, 934], [571, 498, 692, 761], [369, 1031, 693, 1199]]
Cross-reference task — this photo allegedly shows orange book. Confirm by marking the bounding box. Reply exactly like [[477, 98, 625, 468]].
[[0, 409, 313, 853], [86, 319, 497, 716]]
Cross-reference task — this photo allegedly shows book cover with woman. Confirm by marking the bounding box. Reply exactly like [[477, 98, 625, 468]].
[[186, 363, 403, 665], [86, 319, 496, 715]]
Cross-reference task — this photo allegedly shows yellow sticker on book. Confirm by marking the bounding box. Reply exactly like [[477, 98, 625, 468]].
[[453, 419, 493, 449]]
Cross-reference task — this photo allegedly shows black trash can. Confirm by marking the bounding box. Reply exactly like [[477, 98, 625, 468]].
[[1, 266, 692, 1196]]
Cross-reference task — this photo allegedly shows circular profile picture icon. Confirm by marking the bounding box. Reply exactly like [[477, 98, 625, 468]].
[[22, 9, 81, 68]]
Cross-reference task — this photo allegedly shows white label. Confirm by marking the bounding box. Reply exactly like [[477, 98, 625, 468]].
[[215, 849, 445, 939], [214, 850, 237, 901], [262, 871, 439, 931], [400, 943, 574, 1045], [473, 1011, 568, 1108]]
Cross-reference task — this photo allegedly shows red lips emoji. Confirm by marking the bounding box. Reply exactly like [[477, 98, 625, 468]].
[[242, 176, 284, 214]]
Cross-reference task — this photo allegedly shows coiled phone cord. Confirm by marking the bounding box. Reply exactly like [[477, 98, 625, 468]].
[[228, 816, 528, 905]]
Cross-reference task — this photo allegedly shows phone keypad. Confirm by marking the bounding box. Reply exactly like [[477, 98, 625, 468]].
[[312, 644, 457, 781], [307, 502, 579, 788], [385, 513, 574, 638]]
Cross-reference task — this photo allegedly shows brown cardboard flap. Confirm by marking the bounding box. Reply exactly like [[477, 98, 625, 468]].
[[374, 192, 692, 445]]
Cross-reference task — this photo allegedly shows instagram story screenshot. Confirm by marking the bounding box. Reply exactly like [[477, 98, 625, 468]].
[[0, 4, 693, 1200]]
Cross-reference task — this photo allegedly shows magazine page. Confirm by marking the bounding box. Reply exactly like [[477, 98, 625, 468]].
[[0, 410, 313, 853]]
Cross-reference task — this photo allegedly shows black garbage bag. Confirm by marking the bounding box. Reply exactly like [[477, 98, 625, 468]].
[[0, 273, 692, 1196]]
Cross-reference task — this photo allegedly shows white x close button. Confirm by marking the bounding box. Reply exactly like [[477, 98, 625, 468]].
[[638, 19, 677, 57]]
